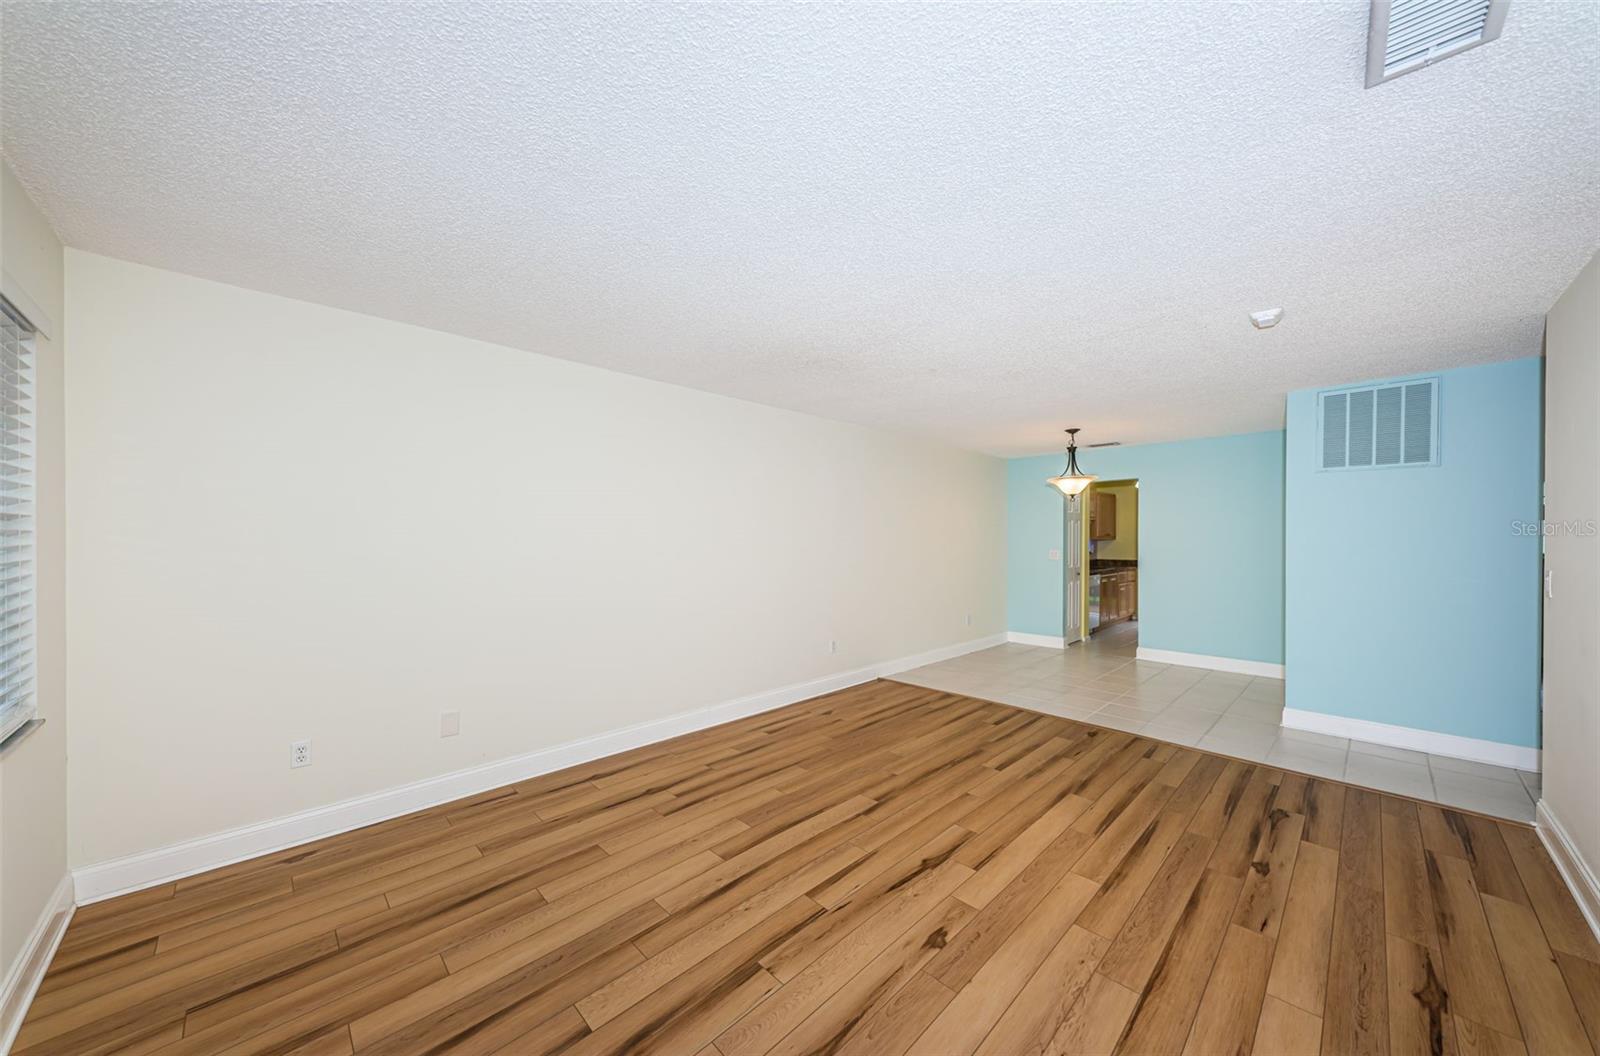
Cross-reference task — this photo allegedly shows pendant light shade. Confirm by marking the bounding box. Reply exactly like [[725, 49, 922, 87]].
[[1045, 428, 1097, 498]]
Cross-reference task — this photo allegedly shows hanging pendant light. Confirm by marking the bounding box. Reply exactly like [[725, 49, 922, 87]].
[[1045, 428, 1097, 498]]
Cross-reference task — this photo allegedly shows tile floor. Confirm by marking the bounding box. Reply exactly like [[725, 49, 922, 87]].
[[893, 621, 1539, 823]]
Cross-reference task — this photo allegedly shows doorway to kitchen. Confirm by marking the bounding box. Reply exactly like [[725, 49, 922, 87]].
[[1085, 478, 1138, 641]]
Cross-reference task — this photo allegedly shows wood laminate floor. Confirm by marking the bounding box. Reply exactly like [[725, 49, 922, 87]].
[[18, 680, 1599, 1056]]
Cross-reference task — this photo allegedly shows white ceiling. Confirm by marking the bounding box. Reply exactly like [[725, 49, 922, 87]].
[[3, 2, 1597, 455]]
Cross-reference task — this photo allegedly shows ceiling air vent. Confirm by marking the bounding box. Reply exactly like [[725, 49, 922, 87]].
[[1318, 378, 1439, 470], [1365, 0, 1509, 87]]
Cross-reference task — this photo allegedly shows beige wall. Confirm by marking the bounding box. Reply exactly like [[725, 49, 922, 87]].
[[1542, 252, 1599, 892], [64, 250, 1006, 868], [1093, 482, 1138, 561], [0, 162, 67, 977]]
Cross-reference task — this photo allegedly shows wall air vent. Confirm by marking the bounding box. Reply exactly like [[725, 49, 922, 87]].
[[1318, 378, 1439, 470], [1365, 0, 1509, 87]]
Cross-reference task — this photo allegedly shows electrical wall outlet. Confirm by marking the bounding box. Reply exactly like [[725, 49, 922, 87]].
[[828, 639, 837, 655], [1048, 548, 1061, 561], [965, 613, 973, 626], [290, 740, 312, 768], [440, 710, 460, 737]]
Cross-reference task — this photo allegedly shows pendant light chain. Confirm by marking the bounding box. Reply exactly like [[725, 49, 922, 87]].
[[1045, 427, 1098, 498]]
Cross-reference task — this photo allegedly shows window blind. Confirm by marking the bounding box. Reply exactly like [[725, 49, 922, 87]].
[[0, 298, 35, 747]]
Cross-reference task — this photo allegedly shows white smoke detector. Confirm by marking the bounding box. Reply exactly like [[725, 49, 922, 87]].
[[1365, 0, 1510, 88], [1249, 308, 1285, 330]]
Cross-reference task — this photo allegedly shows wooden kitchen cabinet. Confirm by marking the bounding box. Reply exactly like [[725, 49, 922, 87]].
[[1089, 491, 1117, 541], [1097, 569, 1138, 626]]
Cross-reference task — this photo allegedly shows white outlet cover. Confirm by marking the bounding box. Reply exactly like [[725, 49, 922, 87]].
[[290, 740, 311, 768], [1049, 548, 1062, 561], [441, 711, 461, 737]]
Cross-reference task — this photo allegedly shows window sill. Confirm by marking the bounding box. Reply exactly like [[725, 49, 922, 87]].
[[0, 717, 44, 760]]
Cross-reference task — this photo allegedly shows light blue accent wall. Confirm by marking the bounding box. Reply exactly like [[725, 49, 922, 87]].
[[1285, 357, 1543, 748], [1007, 430, 1286, 663]]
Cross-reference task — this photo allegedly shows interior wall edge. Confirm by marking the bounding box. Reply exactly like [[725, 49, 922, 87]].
[[0, 872, 73, 1056], [70, 631, 1005, 904], [1281, 706, 1541, 771], [1537, 798, 1600, 945]]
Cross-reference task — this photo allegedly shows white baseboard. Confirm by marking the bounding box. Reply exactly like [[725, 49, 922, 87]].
[[1537, 799, 1600, 945], [1281, 708, 1541, 771], [1135, 647, 1285, 680], [1006, 631, 1065, 649], [71, 632, 1007, 904], [0, 873, 74, 1054]]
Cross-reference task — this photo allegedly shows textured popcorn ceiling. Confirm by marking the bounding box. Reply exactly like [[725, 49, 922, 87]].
[[3, 2, 1597, 455]]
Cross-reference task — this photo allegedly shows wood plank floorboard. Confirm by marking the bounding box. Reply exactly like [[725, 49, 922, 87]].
[[18, 679, 1599, 1055]]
